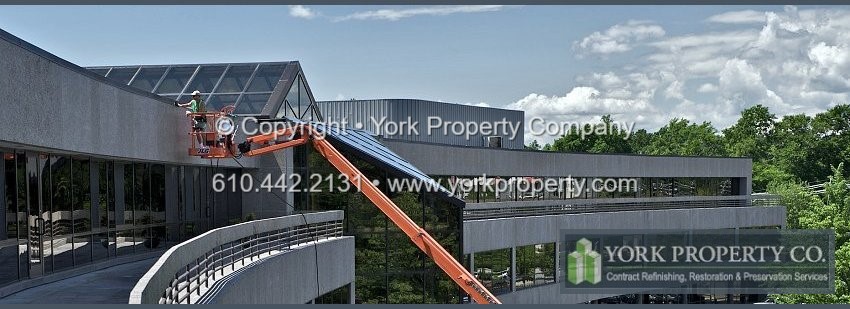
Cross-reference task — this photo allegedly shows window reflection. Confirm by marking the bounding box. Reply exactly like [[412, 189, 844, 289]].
[[277, 80, 299, 119], [206, 94, 240, 112], [154, 66, 195, 94], [246, 64, 285, 92], [72, 159, 91, 266], [472, 248, 512, 295], [297, 76, 312, 119], [233, 93, 271, 114], [515, 243, 555, 290], [216, 65, 256, 93], [1, 152, 21, 284], [50, 156, 73, 272], [185, 66, 226, 94], [129, 67, 167, 93], [89, 68, 109, 77], [105, 67, 138, 85]]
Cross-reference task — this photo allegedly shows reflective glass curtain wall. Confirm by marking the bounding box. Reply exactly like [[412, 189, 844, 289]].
[[89, 62, 322, 117], [0, 149, 243, 287]]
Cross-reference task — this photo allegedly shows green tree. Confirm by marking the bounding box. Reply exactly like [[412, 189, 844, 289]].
[[547, 115, 631, 154], [525, 140, 542, 150], [812, 104, 850, 179], [722, 105, 784, 191], [770, 164, 850, 303], [644, 118, 726, 156], [723, 104, 775, 160], [628, 128, 653, 154], [768, 114, 817, 183]]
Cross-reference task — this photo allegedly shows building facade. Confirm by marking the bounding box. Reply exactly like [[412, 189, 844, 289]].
[[0, 27, 786, 304], [318, 99, 525, 149]]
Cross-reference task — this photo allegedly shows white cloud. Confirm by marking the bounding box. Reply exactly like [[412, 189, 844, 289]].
[[697, 83, 718, 93], [473, 102, 491, 108], [574, 20, 666, 56], [717, 58, 787, 112], [289, 5, 317, 19], [706, 10, 766, 24], [514, 6, 850, 135], [506, 81, 662, 144], [334, 5, 505, 22]]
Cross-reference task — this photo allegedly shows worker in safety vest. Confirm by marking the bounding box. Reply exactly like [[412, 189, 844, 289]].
[[178, 90, 208, 148]]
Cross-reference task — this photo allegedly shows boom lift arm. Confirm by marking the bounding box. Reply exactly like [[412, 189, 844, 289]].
[[234, 123, 501, 304]]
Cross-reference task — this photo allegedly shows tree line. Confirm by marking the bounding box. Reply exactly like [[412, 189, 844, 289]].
[[526, 104, 850, 303], [526, 104, 850, 192]]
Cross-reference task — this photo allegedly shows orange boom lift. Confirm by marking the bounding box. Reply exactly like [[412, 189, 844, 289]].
[[186, 112, 501, 304]]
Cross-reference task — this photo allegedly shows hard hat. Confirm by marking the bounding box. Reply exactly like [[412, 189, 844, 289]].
[[191, 90, 201, 96]]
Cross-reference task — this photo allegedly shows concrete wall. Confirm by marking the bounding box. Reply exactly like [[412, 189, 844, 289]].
[[318, 99, 525, 149], [0, 29, 253, 168], [496, 283, 649, 304], [130, 211, 344, 304], [463, 206, 786, 254], [208, 237, 355, 304], [0, 28, 298, 221], [383, 140, 752, 195], [383, 139, 751, 179]]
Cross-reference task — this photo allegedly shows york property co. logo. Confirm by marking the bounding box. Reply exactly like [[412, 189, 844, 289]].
[[568, 238, 602, 285]]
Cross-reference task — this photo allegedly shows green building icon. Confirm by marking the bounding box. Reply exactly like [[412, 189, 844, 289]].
[[567, 238, 602, 285]]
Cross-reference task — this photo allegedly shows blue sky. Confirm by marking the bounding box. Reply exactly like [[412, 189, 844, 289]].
[[1, 5, 848, 143]]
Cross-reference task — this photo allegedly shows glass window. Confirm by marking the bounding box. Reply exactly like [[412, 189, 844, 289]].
[[639, 178, 651, 197], [160, 94, 179, 102], [1, 152, 20, 284], [150, 165, 165, 251], [720, 178, 733, 196], [472, 248, 512, 295], [154, 66, 196, 94], [105, 67, 138, 85], [118, 163, 136, 256], [93, 161, 114, 261], [297, 76, 312, 118], [246, 64, 286, 92], [695, 178, 713, 196], [206, 94, 240, 112], [129, 67, 167, 93], [134, 163, 149, 227], [515, 243, 555, 290], [653, 178, 673, 197], [16, 153, 27, 279], [216, 65, 256, 93], [185, 65, 226, 94], [72, 158, 91, 265], [233, 93, 271, 114], [123, 164, 134, 226], [89, 68, 109, 77], [276, 81, 298, 118], [41, 155, 57, 273], [674, 178, 696, 197], [150, 164, 165, 220]]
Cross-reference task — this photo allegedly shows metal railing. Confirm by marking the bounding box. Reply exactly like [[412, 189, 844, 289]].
[[463, 195, 781, 220], [129, 211, 343, 304], [807, 182, 850, 194]]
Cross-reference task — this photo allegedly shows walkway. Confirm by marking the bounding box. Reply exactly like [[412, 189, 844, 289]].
[[0, 258, 156, 304]]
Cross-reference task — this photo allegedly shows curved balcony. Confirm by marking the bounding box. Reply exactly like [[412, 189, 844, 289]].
[[129, 211, 353, 304]]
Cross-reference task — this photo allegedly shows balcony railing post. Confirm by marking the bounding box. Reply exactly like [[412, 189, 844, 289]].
[[196, 258, 201, 296]]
